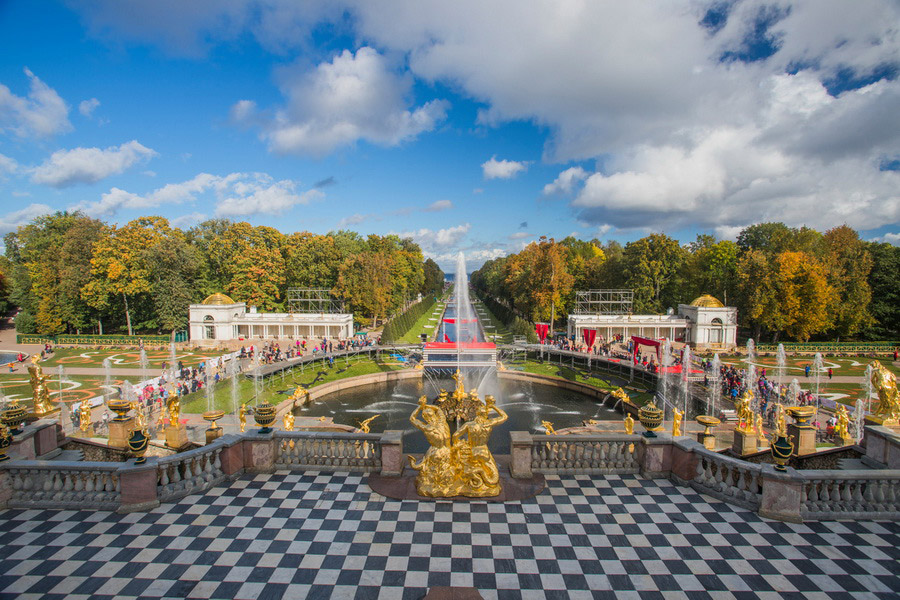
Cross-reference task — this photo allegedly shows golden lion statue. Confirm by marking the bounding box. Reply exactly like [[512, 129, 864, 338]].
[[870, 361, 899, 425]]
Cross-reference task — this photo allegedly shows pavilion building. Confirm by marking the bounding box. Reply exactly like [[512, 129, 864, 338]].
[[188, 293, 354, 345], [566, 293, 737, 350]]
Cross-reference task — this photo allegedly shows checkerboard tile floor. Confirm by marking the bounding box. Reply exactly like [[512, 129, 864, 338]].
[[0, 472, 897, 600]]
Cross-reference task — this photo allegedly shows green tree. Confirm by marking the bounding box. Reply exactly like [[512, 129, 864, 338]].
[[334, 251, 394, 326], [421, 258, 445, 296], [143, 233, 203, 333], [623, 233, 685, 313], [207, 222, 286, 311], [823, 225, 873, 339], [863, 242, 900, 339]]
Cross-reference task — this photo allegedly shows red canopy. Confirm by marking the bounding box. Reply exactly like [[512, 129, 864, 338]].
[[632, 336, 661, 360], [441, 318, 477, 324]]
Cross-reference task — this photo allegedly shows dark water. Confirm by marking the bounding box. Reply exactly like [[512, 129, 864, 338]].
[[0, 352, 17, 365], [296, 376, 620, 453]]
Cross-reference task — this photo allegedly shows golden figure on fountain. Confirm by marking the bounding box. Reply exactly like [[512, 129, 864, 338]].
[[78, 398, 92, 435], [672, 407, 683, 437], [834, 404, 851, 442], [28, 354, 55, 416], [736, 390, 755, 434], [239, 404, 247, 432], [870, 360, 899, 426], [167, 394, 180, 425], [408, 377, 508, 498]]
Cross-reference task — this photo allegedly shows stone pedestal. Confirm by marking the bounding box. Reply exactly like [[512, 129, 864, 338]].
[[787, 423, 816, 456], [697, 432, 716, 450], [380, 430, 405, 477], [757, 437, 770, 451], [118, 462, 160, 513], [758, 465, 803, 523], [109, 417, 135, 449], [165, 424, 189, 449], [205, 427, 223, 445], [74, 425, 94, 439], [510, 431, 533, 479], [732, 428, 757, 456]]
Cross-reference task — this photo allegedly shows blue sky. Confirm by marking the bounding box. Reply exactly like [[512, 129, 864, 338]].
[[0, 1, 898, 271]]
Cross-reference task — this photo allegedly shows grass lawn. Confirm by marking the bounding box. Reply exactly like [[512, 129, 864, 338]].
[[519, 360, 654, 406], [0, 373, 123, 408], [717, 354, 900, 378], [472, 299, 513, 344], [179, 357, 407, 414], [397, 300, 446, 343], [38, 347, 231, 370]]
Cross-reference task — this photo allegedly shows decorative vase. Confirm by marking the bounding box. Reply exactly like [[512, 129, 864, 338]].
[[638, 399, 664, 437], [695, 415, 720, 436], [203, 409, 225, 429], [128, 428, 150, 464], [107, 398, 132, 421], [786, 405, 815, 426], [771, 434, 793, 472], [1, 401, 27, 436], [0, 425, 11, 462], [254, 401, 276, 434]]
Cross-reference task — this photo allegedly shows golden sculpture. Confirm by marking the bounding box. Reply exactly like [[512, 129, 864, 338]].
[[624, 413, 634, 435], [28, 355, 54, 415], [357, 414, 379, 433], [870, 360, 899, 425], [755, 414, 768, 445], [610, 387, 631, 405], [131, 400, 147, 431], [239, 404, 247, 432], [407, 385, 508, 498], [834, 404, 851, 441], [78, 398, 92, 434], [672, 408, 683, 436], [541, 420, 557, 435], [167, 394, 181, 425], [736, 390, 755, 434], [776, 404, 787, 437], [283, 411, 295, 431]]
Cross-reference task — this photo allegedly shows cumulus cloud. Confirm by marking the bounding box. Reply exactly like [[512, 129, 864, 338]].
[[233, 47, 449, 156], [482, 156, 529, 180], [543, 166, 588, 195], [425, 200, 453, 212], [79, 98, 100, 117], [509, 231, 532, 240], [395, 223, 472, 253], [0, 153, 18, 176], [0, 203, 54, 237], [71, 171, 321, 218], [31, 140, 157, 187], [0, 68, 71, 138]]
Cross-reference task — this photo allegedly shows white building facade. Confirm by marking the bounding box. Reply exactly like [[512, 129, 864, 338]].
[[566, 294, 738, 350], [189, 293, 354, 345]]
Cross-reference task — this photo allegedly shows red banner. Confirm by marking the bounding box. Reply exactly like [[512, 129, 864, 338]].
[[632, 336, 661, 360], [582, 329, 597, 348], [443, 333, 451, 342], [442, 318, 477, 324], [535, 323, 549, 343]]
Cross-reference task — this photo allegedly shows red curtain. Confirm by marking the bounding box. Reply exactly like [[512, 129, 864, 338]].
[[632, 336, 661, 360], [583, 329, 597, 348], [535, 323, 550, 343]]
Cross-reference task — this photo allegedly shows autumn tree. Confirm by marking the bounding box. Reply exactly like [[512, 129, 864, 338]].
[[421, 258, 445, 296], [772, 251, 837, 341], [622, 233, 685, 313], [334, 251, 394, 326], [207, 222, 286, 311], [823, 225, 873, 339]]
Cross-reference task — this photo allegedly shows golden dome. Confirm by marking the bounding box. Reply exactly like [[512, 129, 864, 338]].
[[201, 293, 236, 305], [690, 294, 725, 308]]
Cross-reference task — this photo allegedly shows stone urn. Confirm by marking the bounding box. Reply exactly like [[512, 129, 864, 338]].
[[771, 434, 793, 472], [128, 428, 150, 464], [786, 405, 816, 426], [0, 425, 11, 462], [107, 398, 132, 421], [203, 409, 226, 444], [1, 400, 27, 436], [638, 400, 664, 437], [696, 415, 720, 436], [254, 401, 277, 434]]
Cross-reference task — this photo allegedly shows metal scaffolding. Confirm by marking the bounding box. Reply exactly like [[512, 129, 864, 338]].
[[574, 289, 633, 315], [286, 288, 343, 313]]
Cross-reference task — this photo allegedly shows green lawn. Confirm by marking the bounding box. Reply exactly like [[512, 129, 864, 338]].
[[716, 354, 900, 378], [38, 347, 230, 369], [472, 299, 513, 344], [397, 300, 446, 343], [0, 373, 120, 408], [179, 357, 407, 414]]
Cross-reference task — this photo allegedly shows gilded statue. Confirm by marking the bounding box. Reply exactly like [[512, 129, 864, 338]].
[[78, 398, 92, 434], [408, 396, 457, 496], [870, 360, 899, 425], [167, 394, 181, 425], [357, 414, 379, 433], [541, 420, 556, 435], [672, 408, 683, 437], [239, 404, 247, 432], [755, 414, 767, 445], [451, 395, 507, 497], [28, 355, 54, 415], [283, 412, 295, 431], [775, 404, 787, 437], [624, 413, 634, 435], [131, 400, 147, 431], [736, 390, 755, 434], [834, 404, 851, 441], [610, 387, 631, 406]]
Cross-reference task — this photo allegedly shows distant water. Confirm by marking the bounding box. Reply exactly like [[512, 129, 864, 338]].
[[0, 352, 17, 365]]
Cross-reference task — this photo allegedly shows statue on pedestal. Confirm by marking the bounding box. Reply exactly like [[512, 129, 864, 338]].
[[28, 355, 54, 416], [672, 408, 683, 437], [870, 361, 899, 425]]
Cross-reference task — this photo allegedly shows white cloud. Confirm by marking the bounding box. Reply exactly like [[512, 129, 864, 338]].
[[509, 231, 532, 240], [170, 212, 206, 229], [871, 232, 900, 245], [235, 47, 449, 156], [0, 68, 71, 138], [71, 171, 320, 218], [425, 200, 453, 212], [482, 156, 528, 180], [79, 98, 100, 117], [395, 223, 472, 253], [31, 140, 157, 188], [543, 166, 588, 195], [0, 153, 17, 176], [0, 203, 54, 237]]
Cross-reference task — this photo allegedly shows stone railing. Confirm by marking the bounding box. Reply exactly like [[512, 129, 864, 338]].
[[157, 443, 227, 503], [799, 471, 900, 520], [275, 431, 383, 472], [690, 447, 763, 510], [3, 462, 121, 510], [521, 433, 641, 475]]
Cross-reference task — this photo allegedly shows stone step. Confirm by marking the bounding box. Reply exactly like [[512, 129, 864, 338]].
[[836, 457, 872, 470], [50, 450, 85, 462]]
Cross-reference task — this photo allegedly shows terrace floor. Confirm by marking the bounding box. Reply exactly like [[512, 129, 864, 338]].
[[1, 472, 897, 599]]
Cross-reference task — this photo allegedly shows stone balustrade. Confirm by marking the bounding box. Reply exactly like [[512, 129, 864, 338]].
[[799, 471, 900, 520], [275, 431, 383, 472], [157, 444, 227, 503], [691, 447, 763, 510], [525, 434, 641, 474], [3, 463, 120, 510]]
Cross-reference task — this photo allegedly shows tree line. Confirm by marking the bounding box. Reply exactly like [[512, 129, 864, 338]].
[[470, 224, 900, 342], [0, 212, 445, 335]]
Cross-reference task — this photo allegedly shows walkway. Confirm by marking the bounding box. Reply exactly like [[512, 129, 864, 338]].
[[0, 472, 896, 599]]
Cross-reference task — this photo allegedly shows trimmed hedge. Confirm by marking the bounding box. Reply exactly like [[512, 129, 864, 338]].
[[478, 295, 537, 343], [17, 333, 173, 347], [381, 296, 436, 343]]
